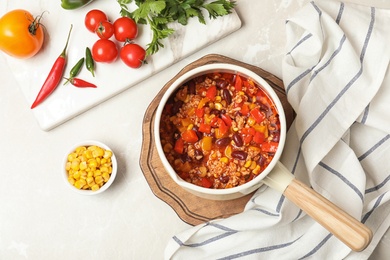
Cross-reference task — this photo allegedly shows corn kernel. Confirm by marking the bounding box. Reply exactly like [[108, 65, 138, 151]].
[[214, 103, 223, 110], [71, 158, 80, 171], [95, 176, 104, 185], [250, 161, 257, 170], [75, 146, 86, 154], [100, 166, 109, 173], [80, 171, 87, 179], [79, 161, 87, 170], [73, 171, 81, 180], [244, 160, 252, 168], [85, 150, 93, 159], [65, 162, 71, 171], [91, 184, 100, 191], [94, 170, 102, 177], [102, 172, 110, 182], [220, 157, 229, 164], [253, 165, 261, 175], [198, 166, 207, 177], [103, 150, 112, 159], [86, 176, 94, 185], [68, 177, 75, 185], [88, 158, 98, 168]]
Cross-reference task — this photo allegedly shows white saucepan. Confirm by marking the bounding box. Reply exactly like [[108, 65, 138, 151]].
[[154, 63, 372, 252]]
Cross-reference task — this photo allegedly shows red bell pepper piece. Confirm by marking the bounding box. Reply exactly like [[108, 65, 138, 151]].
[[262, 142, 279, 153], [218, 120, 228, 136], [199, 123, 211, 133], [250, 107, 265, 124], [221, 114, 232, 126], [206, 85, 217, 101], [241, 103, 250, 116], [195, 108, 205, 118], [253, 131, 265, 144], [31, 25, 73, 109], [182, 130, 199, 143], [234, 74, 242, 91], [174, 137, 185, 154], [200, 177, 212, 188]]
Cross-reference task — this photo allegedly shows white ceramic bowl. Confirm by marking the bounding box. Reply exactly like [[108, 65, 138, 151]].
[[63, 140, 117, 195], [154, 63, 286, 200]]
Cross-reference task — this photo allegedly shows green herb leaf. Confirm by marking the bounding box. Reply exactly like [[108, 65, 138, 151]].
[[117, 0, 236, 56]]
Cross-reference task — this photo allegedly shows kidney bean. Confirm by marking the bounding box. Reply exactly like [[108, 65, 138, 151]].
[[222, 89, 232, 104], [232, 133, 243, 147], [194, 75, 205, 83], [270, 131, 280, 142], [194, 149, 204, 160], [216, 79, 228, 89], [172, 100, 183, 115], [192, 126, 203, 140], [231, 151, 248, 160], [257, 154, 266, 167], [180, 154, 191, 162], [187, 80, 196, 95], [219, 175, 229, 183], [215, 137, 231, 147], [210, 109, 220, 116]]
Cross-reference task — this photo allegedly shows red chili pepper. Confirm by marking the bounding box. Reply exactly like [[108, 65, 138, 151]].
[[68, 78, 97, 88], [31, 25, 73, 109]]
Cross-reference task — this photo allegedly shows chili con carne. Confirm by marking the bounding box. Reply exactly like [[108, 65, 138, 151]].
[[159, 72, 281, 189]]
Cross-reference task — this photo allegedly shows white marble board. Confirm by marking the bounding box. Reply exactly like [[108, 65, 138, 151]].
[[1, 1, 241, 131]]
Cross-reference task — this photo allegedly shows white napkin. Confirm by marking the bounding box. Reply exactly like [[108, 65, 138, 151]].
[[165, 0, 390, 259]]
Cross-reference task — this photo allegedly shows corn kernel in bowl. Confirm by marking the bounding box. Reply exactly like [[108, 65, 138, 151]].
[[63, 141, 117, 195]]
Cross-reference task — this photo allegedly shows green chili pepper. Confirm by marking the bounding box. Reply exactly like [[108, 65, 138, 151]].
[[64, 57, 84, 85], [85, 47, 95, 77], [61, 0, 95, 10]]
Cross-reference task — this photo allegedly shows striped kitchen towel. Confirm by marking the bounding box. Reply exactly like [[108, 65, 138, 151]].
[[165, 0, 390, 259]]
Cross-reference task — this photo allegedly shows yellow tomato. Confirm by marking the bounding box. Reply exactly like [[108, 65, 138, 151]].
[[0, 9, 44, 59]]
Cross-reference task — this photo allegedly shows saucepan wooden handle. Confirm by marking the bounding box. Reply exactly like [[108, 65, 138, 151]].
[[284, 178, 372, 252]]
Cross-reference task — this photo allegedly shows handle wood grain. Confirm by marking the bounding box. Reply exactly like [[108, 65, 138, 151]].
[[284, 178, 372, 252]]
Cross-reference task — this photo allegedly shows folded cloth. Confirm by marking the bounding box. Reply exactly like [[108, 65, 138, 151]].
[[165, 0, 390, 259]]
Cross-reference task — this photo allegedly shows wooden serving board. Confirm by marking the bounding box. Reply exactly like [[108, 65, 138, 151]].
[[139, 54, 295, 226]]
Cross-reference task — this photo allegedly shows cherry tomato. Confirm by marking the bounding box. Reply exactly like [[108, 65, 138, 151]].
[[113, 17, 138, 42], [85, 9, 107, 33], [91, 39, 118, 63], [96, 21, 114, 39], [120, 43, 146, 68], [0, 9, 44, 59]]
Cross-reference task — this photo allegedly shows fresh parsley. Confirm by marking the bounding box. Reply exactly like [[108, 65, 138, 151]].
[[117, 0, 236, 56]]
